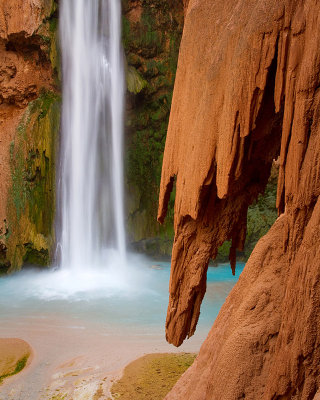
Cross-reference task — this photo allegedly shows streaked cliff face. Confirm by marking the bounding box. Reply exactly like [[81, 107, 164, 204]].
[[123, 0, 184, 252], [0, 0, 60, 271], [159, 0, 320, 398]]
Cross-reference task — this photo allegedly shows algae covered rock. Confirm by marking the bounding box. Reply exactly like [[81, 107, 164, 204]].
[[111, 353, 196, 400], [5, 91, 60, 271], [0, 338, 32, 383], [123, 0, 184, 253], [0, 0, 60, 272], [126, 65, 147, 95]]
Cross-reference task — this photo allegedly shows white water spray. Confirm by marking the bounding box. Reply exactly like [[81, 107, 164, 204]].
[[59, 0, 126, 270]]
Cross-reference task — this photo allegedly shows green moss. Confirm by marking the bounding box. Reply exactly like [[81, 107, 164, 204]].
[[49, 17, 58, 33], [110, 353, 196, 400], [35, 4, 61, 84], [23, 244, 49, 266], [1, 0, 60, 272], [126, 66, 148, 94], [216, 241, 232, 262], [123, 8, 164, 57], [243, 172, 278, 259], [9, 141, 14, 160], [0, 355, 29, 384], [48, 18, 61, 84], [6, 91, 61, 271], [14, 356, 28, 374], [10, 140, 26, 220], [122, 16, 132, 51], [123, 1, 184, 248], [216, 169, 278, 263], [48, 394, 67, 400]]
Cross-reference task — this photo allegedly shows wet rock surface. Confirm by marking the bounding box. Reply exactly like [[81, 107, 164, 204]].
[[0, 0, 59, 271], [124, 0, 184, 250]]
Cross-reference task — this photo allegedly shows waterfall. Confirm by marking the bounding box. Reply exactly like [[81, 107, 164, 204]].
[[58, 0, 126, 269]]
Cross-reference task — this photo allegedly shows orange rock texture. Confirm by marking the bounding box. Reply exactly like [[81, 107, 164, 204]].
[[182, 0, 189, 15], [0, 0, 55, 109], [0, 0, 57, 268], [158, 0, 320, 398]]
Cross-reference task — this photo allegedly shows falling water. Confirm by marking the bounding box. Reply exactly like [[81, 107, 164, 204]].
[[58, 0, 126, 270]]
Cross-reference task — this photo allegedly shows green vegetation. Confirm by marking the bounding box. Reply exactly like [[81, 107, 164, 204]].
[[6, 90, 61, 270], [0, 0, 61, 271], [110, 353, 196, 400], [123, 1, 184, 248], [0, 355, 29, 384], [244, 173, 278, 259], [126, 66, 148, 95], [36, 0, 61, 84], [47, 395, 67, 400], [216, 169, 278, 262], [23, 244, 50, 266], [14, 356, 28, 374]]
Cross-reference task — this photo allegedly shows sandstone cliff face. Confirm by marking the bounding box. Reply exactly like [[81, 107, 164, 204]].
[[0, 0, 59, 271], [158, 0, 320, 398]]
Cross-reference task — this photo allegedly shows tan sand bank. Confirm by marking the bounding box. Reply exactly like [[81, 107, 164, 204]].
[[0, 338, 32, 384], [0, 315, 202, 399], [109, 352, 196, 400]]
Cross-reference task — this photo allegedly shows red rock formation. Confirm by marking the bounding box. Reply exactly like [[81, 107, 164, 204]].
[[158, 0, 320, 397], [182, 0, 189, 15], [0, 0, 54, 109], [0, 0, 56, 267]]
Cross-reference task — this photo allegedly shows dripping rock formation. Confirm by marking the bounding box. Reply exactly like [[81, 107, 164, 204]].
[[158, 0, 320, 398]]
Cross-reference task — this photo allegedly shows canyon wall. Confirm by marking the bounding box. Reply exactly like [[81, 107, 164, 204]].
[[123, 0, 184, 257], [158, 0, 320, 398], [0, 0, 185, 270], [0, 0, 60, 272], [124, 0, 278, 260], [0, 0, 278, 271]]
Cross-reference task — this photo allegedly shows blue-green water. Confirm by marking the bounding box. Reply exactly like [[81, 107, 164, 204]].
[[0, 258, 244, 398], [0, 258, 244, 336]]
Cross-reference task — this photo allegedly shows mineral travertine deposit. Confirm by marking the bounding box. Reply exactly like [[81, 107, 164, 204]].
[[0, 0, 59, 270], [158, 0, 320, 398]]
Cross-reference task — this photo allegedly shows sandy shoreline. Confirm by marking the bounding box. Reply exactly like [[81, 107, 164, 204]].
[[0, 338, 33, 380], [0, 320, 203, 399], [110, 353, 197, 400]]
